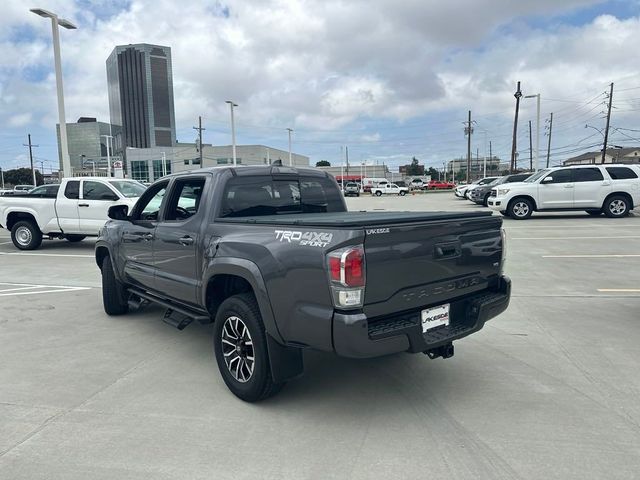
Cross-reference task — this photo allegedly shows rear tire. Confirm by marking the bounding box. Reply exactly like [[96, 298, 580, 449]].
[[603, 195, 630, 218], [11, 220, 42, 250], [375, 191, 382, 196], [101, 255, 129, 315], [399, 191, 406, 196], [213, 293, 284, 402], [508, 198, 533, 220], [483, 193, 491, 207], [65, 235, 86, 242]]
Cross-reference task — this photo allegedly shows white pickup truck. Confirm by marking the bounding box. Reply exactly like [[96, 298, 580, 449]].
[[371, 183, 409, 196], [0, 177, 146, 249]]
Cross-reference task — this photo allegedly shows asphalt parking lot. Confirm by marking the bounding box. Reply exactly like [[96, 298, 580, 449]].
[[1, 193, 640, 479]]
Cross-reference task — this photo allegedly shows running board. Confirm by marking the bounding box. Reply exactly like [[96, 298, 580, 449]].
[[128, 288, 210, 330]]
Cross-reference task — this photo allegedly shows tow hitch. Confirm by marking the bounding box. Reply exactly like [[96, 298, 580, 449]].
[[424, 343, 454, 359]]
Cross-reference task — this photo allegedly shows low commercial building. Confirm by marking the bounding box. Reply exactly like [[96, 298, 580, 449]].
[[315, 164, 389, 182], [563, 148, 640, 166], [125, 144, 309, 182]]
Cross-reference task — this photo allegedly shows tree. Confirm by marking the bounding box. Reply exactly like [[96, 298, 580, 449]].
[[315, 160, 331, 167], [3, 168, 43, 186], [406, 157, 423, 176], [426, 167, 439, 180]]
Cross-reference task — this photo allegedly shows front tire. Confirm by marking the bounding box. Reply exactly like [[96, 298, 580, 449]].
[[483, 193, 491, 207], [213, 293, 284, 402], [603, 196, 630, 218], [101, 255, 129, 315], [399, 191, 406, 196], [11, 220, 42, 250], [508, 198, 533, 220], [375, 191, 382, 196]]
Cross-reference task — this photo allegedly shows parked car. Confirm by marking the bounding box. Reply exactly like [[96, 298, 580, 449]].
[[395, 181, 407, 188], [454, 182, 471, 198], [470, 174, 531, 206], [96, 165, 510, 401], [343, 182, 360, 197], [22, 184, 60, 198], [0, 177, 146, 249], [362, 177, 388, 193], [427, 180, 456, 190], [371, 183, 409, 196], [463, 177, 499, 199], [410, 178, 425, 190], [488, 164, 640, 219], [13, 185, 34, 193]]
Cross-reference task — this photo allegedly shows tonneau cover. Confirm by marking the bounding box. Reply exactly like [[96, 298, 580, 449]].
[[216, 210, 492, 227]]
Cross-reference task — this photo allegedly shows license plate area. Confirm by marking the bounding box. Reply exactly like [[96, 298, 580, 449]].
[[421, 304, 450, 333]]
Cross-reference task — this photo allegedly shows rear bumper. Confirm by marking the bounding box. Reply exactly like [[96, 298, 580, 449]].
[[332, 276, 511, 358]]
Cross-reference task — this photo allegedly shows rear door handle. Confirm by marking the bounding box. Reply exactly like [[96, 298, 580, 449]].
[[79, 203, 90, 207], [179, 236, 194, 246]]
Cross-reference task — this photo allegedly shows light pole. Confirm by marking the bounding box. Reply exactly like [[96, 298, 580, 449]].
[[100, 134, 113, 177], [225, 100, 238, 166], [524, 93, 541, 171], [30, 8, 76, 178], [161, 151, 167, 177], [286, 128, 293, 166]]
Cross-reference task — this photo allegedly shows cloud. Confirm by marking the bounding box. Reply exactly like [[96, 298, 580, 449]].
[[0, 0, 638, 171]]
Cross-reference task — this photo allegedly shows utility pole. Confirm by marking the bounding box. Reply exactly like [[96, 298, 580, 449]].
[[23, 134, 39, 186], [528, 120, 533, 171], [286, 128, 293, 166], [193, 116, 205, 166], [476, 148, 480, 178], [464, 110, 473, 183], [545, 112, 553, 168], [489, 141, 493, 173], [602, 82, 614, 164], [510, 81, 522, 174], [0, 167, 4, 189], [345, 146, 349, 175], [225, 101, 238, 166]]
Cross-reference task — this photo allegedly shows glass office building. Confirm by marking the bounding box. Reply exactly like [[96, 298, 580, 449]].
[[56, 118, 120, 172], [106, 44, 176, 154]]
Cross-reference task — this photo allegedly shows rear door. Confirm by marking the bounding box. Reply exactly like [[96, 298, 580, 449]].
[[153, 176, 207, 305], [573, 167, 608, 208], [79, 180, 121, 235], [362, 214, 503, 318], [56, 180, 81, 233], [537, 168, 574, 209]]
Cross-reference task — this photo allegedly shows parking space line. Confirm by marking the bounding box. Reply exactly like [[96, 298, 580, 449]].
[[0, 287, 90, 297], [0, 252, 93, 258], [0, 285, 44, 293], [512, 236, 640, 240], [597, 289, 640, 293], [0, 282, 92, 297], [505, 224, 640, 229], [543, 254, 640, 258]]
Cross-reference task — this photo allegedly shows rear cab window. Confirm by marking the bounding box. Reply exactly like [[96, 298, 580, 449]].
[[220, 175, 345, 218], [64, 181, 80, 199]]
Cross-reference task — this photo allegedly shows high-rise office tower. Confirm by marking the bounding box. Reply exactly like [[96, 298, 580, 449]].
[[106, 44, 176, 153]]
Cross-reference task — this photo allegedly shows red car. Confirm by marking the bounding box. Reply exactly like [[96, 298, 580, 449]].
[[427, 180, 456, 190]]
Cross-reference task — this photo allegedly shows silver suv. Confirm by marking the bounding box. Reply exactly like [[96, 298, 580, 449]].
[[343, 182, 360, 197]]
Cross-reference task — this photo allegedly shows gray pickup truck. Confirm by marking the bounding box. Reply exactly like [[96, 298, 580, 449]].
[[96, 166, 510, 402]]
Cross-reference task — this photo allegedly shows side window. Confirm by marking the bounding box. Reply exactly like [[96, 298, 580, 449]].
[[133, 182, 168, 221], [83, 181, 119, 200], [545, 169, 573, 184], [64, 181, 80, 199], [164, 178, 206, 221], [606, 167, 638, 180], [574, 168, 604, 183]]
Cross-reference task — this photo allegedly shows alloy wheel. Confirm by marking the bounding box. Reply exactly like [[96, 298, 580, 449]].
[[609, 199, 626, 216], [221, 316, 255, 383], [512, 202, 530, 217]]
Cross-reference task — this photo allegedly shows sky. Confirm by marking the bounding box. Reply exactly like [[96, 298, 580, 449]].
[[1, 0, 640, 174]]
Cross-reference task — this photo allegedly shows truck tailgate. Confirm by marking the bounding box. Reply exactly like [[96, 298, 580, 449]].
[[363, 215, 503, 318]]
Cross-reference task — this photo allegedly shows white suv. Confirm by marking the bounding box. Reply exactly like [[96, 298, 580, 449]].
[[487, 164, 640, 219]]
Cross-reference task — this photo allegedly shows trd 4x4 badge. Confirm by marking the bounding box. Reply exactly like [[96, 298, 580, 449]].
[[274, 230, 333, 247]]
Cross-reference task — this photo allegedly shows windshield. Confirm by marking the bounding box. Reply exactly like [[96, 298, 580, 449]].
[[524, 169, 550, 183], [108, 180, 147, 198]]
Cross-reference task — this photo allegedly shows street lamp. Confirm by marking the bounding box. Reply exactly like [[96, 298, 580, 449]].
[[225, 100, 238, 166], [30, 8, 76, 178], [286, 128, 293, 166], [524, 93, 541, 171]]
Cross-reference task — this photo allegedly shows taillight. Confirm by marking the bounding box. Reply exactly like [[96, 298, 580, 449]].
[[327, 245, 366, 309]]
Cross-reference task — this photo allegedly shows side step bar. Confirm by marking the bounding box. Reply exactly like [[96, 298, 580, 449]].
[[128, 288, 210, 330]]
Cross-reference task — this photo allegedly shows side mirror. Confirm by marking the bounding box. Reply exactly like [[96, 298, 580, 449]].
[[108, 204, 129, 221], [541, 176, 553, 184]]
